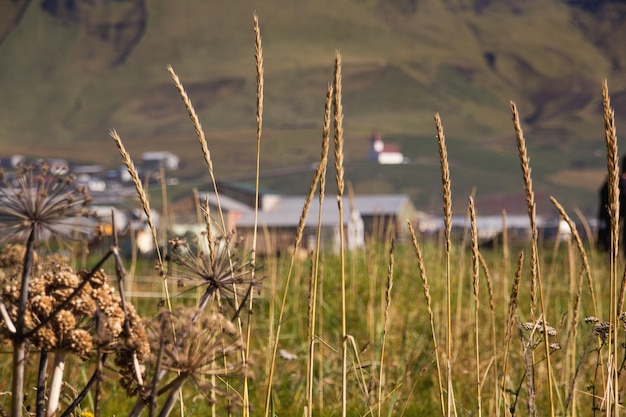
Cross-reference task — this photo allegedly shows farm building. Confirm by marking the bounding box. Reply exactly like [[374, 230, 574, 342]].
[[0, 154, 24, 170], [368, 131, 408, 165], [141, 151, 180, 171], [170, 183, 417, 255]]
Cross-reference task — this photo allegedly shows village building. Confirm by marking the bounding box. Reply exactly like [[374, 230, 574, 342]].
[[72, 164, 107, 192], [0, 154, 25, 170], [170, 182, 417, 256], [368, 131, 408, 165], [48, 158, 70, 175], [141, 151, 180, 172]]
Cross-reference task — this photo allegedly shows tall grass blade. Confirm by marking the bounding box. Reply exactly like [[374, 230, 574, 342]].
[[510, 101, 554, 417]]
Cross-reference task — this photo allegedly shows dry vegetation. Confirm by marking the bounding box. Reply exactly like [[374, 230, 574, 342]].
[[1, 14, 626, 417]]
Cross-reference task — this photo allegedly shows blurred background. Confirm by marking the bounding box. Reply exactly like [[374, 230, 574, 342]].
[[1, 0, 625, 217]]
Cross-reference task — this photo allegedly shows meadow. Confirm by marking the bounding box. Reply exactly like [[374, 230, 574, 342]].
[[0, 14, 625, 417]]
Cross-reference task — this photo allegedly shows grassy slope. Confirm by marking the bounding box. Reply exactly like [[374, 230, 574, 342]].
[[0, 0, 624, 216]]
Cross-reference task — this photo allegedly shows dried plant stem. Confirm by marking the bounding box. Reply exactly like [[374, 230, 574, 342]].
[[306, 82, 332, 417], [332, 51, 348, 417], [202, 198, 216, 269], [12, 225, 36, 417], [159, 166, 169, 251], [602, 78, 620, 413], [46, 350, 67, 417], [167, 66, 229, 235], [511, 101, 554, 417], [550, 197, 598, 317], [510, 103, 538, 319], [564, 265, 585, 415], [408, 222, 445, 417], [242, 14, 264, 416], [36, 350, 48, 417], [478, 252, 499, 417], [454, 188, 475, 358], [110, 130, 162, 267], [252, 12, 264, 253], [574, 207, 595, 254], [378, 239, 394, 417], [60, 352, 108, 417], [109, 129, 172, 313], [0, 300, 15, 333], [264, 81, 331, 417], [501, 210, 510, 303], [501, 251, 523, 414], [469, 197, 482, 417], [169, 64, 246, 417], [435, 112, 454, 417]]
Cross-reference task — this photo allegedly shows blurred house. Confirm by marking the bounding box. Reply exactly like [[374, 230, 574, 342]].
[[48, 158, 69, 175], [141, 151, 180, 171], [72, 164, 107, 192], [0, 154, 24, 170], [368, 131, 408, 165], [171, 183, 417, 255], [91, 205, 129, 237]]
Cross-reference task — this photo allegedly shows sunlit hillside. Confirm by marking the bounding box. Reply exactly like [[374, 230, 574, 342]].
[[1, 0, 625, 216]]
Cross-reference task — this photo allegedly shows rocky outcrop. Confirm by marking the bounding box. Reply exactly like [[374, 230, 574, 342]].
[[40, 0, 147, 66]]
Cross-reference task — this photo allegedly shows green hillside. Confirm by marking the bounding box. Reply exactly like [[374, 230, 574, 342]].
[[1, 0, 625, 216]]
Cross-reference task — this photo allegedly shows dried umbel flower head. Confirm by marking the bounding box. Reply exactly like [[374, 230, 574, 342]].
[[0, 163, 93, 245], [592, 321, 611, 343], [0, 244, 38, 267], [141, 307, 245, 406], [167, 236, 261, 312], [0, 256, 146, 362], [114, 303, 150, 396], [522, 319, 558, 337]]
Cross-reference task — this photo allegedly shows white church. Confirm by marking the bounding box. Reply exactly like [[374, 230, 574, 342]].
[[368, 131, 408, 165]]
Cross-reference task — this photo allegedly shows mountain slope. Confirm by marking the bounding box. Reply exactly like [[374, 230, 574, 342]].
[[0, 0, 624, 215]]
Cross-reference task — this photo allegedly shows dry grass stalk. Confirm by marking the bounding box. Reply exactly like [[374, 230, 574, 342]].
[[510, 102, 538, 318], [265, 79, 333, 417], [510, 101, 554, 416], [453, 188, 475, 359], [563, 265, 585, 414], [159, 166, 169, 254], [478, 251, 499, 417], [202, 197, 216, 272], [168, 62, 247, 415], [434, 112, 453, 416], [251, 11, 264, 259], [377, 238, 394, 417], [501, 251, 523, 414], [573, 206, 594, 245], [435, 114, 452, 254], [521, 322, 537, 417], [477, 253, 495, 315], [109, 130, 164, 274], [243, 15, 264, 416], [192, 187, 202, 226], [167, 65, 229, 236], [332, 50, 349, 417], [408, 221, 445, 417], [602, 78, 621, 410], [469, 197, 482, 417], [306, 82, 332, 417], [333, 52, 345, 199], [550, 196, 598, 317], [501, 209, 510, 303]]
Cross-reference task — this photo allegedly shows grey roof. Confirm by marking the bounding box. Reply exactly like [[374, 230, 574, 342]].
[[197, 191, 256, 213], [349, 194, 412, 215], [207, 193, 413, 228]]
